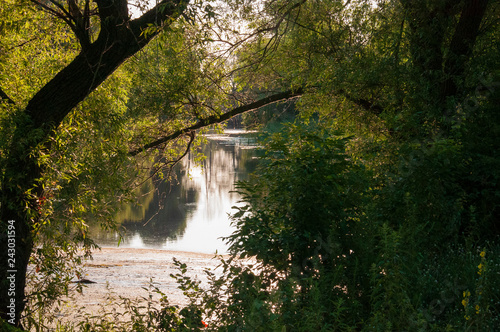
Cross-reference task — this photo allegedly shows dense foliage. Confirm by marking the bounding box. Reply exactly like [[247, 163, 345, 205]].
[[206, 1, 500, 329], [1, 0, 499, 330]]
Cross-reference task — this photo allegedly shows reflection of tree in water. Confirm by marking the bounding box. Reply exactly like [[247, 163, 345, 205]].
[[114, 178, 155, 224], [121, 173, 190, 242], [89, 159, 192, 245], [92, 131, 259, 248]]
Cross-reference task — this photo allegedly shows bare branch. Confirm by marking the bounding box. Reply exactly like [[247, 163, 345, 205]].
[[136, 130, 196, 188], [129, 88, 304, 156], [3, 37, 39, 54]]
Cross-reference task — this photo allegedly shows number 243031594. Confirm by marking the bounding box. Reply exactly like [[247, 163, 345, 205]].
[[7, 220, 15, 264]]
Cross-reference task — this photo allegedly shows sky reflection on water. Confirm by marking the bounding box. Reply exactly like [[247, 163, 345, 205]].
[[92, 130, 258, 254]]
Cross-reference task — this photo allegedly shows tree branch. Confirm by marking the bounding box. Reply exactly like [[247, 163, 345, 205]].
[[129, 0, 190, 46], [95, 0, 128, 23], [30, 0, 95, 51], [26, 0, 191, 131], [328, 88, 384, 116], [67, 0, 91, 50], [129, 88, 304, 156], [342, 92, 384, 116], [0, 87, 15, 105], [441, 0, 490, 101]]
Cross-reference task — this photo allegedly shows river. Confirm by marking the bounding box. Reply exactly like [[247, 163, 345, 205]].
[[89, 130, 259, 254]]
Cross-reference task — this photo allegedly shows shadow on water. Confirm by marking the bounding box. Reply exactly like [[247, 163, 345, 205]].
[[90, 130, 259, 254]]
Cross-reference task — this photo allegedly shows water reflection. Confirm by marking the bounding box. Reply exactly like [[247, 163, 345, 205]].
[[91, 130, 258, 254]]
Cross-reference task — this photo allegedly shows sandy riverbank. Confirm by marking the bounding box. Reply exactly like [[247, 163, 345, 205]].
[[53, 247, 232, 324]]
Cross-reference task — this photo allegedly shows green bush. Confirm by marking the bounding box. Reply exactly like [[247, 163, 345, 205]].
[[221, 119, 373, 330], [29, 117, 499, 331]]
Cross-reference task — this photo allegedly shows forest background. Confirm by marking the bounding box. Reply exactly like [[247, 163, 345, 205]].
[[0, 0, 499, 331]]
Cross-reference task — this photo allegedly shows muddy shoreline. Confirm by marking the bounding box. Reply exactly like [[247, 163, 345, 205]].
[[54, 247, 231, 323]]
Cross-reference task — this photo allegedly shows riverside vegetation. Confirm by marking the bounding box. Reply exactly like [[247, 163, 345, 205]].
[[1, 0, 499, 331]]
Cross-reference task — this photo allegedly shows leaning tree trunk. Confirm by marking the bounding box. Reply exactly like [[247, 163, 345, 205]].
[[0, 0, 189, 327], [0, 135, 42, 328]]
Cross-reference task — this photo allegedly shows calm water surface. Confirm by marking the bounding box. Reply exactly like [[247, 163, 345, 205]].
[[91, 130, 258, 254]]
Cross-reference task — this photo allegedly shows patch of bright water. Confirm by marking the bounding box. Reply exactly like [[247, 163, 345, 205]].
[[93, 130, 259, 254]]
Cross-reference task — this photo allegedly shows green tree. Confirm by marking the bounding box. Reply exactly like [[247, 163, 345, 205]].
[[226, 119, 371, 330], [0, 0, 190, 326], [1, 0, 498, 329], [229, 0, 498, 242], [0, 0, 304, 328], [214, 0, 500, 329]]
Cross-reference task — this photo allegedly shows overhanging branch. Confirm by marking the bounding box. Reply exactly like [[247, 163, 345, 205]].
[[129, 88, 304, 156]]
